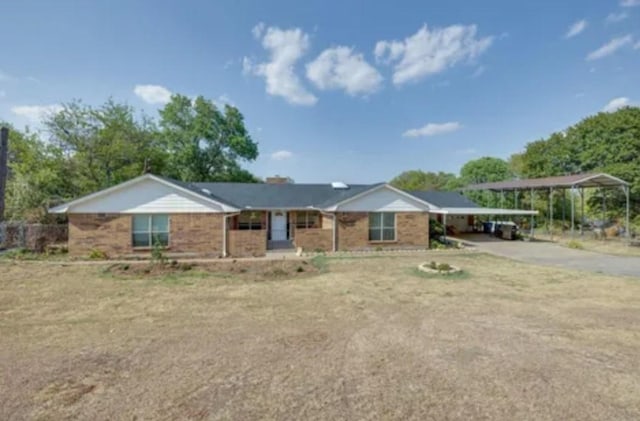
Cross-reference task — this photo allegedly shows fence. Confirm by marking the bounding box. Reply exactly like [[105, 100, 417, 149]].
[[0, 222, 68, 252]]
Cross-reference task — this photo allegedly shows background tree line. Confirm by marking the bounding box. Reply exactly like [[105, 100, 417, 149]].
[[1, 94, 259, 222], [391, 107, 640, 227]]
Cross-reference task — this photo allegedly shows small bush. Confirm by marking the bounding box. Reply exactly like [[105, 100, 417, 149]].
[[178, 263, 193, 271], [151, 239, 167, 265], [430, 241, 446, 250], [429, 261, 437, 270], [88, 249, 108, 260], [567, 240, 584, 250], [122, 264, 130, 271], [296, 266, 305, 273], [375, 246, 383, 252], [437, 263, 452, 272]]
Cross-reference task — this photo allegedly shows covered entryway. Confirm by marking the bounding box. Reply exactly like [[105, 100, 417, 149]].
[[268, 210, 293, 250]]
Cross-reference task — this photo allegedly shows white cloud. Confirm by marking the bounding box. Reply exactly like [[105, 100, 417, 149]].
[[133, 84, 172, 105], [635, 41, 640, 49], [252, 22, 265, 39], [603, 97, 633, 112], [270, 150, 293, 160], [402, 122, 462, 138], [306, 46, 383, 95], [565, 20, 588, 38], [11, 104, 63, 122], [375, 24, 493, 85], [586, 35, 633, 60], [621, 0, 640, 6], [605, 12, 629, 23], [245, 26, 317, 106]]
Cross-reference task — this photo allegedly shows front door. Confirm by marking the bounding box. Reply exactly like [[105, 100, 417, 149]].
[[270, 211, 287, 241]]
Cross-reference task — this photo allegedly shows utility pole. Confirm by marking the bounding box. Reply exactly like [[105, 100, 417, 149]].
[[0, 127, 9, 222]]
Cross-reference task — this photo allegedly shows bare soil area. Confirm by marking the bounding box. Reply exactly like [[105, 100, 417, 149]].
[[1, 253, 639, 420]]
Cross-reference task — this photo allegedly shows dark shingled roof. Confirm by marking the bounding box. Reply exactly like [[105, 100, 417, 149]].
[[408, 191, 480, 208], [188, 182, 382, 209]]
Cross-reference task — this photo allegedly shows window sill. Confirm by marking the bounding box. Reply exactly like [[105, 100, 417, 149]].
[[368, 240, 398, 244], [132, 247, 171, 251]]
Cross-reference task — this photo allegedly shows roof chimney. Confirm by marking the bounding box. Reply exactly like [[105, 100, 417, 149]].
[[266, 175, 293, 184]]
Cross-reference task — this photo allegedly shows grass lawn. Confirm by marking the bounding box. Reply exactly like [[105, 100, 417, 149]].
[[1, 253, 639, 420]]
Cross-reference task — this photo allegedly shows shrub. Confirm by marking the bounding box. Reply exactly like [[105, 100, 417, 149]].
[[375, 246, 383, 252], [567, 240, 584, 250], [437, 263, 452, 272], [88, 249, 108, 260], [429, 261, 437, 270], [296, 266, 305, 273], [430, 241, 446, 250], [151, 239, 167, 265]]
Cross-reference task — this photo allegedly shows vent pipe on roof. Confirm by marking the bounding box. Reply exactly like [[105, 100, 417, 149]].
[[331, 181, 349, 189]]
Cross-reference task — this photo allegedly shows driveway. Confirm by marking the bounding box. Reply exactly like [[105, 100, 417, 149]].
[[458, 235, 640, 277]]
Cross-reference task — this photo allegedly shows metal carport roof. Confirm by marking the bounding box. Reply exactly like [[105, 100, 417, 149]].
[[463, 173, 629, 192]]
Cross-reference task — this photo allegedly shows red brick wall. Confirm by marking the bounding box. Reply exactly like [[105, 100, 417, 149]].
[[294, 228, 333, 252], [68, 213, 224, 257], [336, 212, 429, 251], [228, 229, 267, 257]]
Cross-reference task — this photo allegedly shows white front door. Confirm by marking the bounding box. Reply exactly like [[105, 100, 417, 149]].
[[271, 211, 287, 241]]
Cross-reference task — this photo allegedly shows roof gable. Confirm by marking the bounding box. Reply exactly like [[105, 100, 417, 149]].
[[49, 174, 238, 214], [326, 184, 437, 212]]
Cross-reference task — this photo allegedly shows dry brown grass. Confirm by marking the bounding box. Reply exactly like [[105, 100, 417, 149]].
[[1, 253, 639, 420], [537, 232, 640, 257]]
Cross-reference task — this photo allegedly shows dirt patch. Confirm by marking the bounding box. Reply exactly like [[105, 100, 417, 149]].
[[104, 258, 319, 282]]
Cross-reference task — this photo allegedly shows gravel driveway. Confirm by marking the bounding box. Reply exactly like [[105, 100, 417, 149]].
[[460, 235, 640, 277]]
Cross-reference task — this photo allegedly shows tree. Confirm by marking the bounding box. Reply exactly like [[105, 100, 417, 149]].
[[45, 99, 165, 195], [158, 95, 258, 182], [390, 170, 459, 191], [459, 157, 513, 208], [0, 123, 70, 222]]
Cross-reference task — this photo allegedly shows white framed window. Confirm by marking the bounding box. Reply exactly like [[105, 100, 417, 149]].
[[369, 212, 395, 241], [132, 215, 169, 248], [295, 211, 320, 229]]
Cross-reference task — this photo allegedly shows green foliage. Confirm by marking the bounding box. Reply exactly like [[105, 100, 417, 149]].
[[460, 157, 513, 207], [567, 240, 584, 250], [390, 170, 460, 191], [2, 93, 260, 222], [437, 262, 452, 271], [159, 95, 259, 182], [151, 238, 167, 265], [88, 249, 108, 260]]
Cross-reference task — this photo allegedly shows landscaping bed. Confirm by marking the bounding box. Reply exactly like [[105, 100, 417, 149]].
[[105, 258, 320, 281]]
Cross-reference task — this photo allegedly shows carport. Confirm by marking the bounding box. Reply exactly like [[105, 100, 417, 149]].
[[430, 207, 538, 243], [463, 173, 630, 239]]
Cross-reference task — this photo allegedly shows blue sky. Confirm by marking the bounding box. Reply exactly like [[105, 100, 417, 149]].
[[1, 0, 639, 183]]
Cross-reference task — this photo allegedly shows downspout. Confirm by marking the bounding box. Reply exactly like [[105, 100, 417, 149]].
[[223, 212, 240, 257]]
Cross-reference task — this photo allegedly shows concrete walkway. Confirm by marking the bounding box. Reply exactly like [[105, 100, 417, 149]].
[[457, 235, 640, 277]]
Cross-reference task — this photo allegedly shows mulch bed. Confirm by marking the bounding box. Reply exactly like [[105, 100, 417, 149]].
[[105, 259, 320, 281]]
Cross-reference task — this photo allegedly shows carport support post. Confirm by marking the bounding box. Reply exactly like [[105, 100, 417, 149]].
[[625, 185, 630, 241], [601, 189, 606, 226], [549, 187, 554, 240], [570, 187, 575, 237], [530, 188, 535, 239], [500, 189, 504, 208], [580, 188, 585, 236]]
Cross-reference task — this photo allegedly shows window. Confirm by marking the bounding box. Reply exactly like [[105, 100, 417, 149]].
[[132, 215, 169, 248], [295, 211, 320, 229], [369, 212, 395, 241], [238, 212, 263, 230]]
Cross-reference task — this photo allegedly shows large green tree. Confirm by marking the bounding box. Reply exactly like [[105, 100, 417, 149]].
[[459, 157, 513, 207], [159, 95, 259, 182], [390, 170, 460, 191], [45, 99, 165, 195]]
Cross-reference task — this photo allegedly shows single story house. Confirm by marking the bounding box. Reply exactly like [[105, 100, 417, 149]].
[[49, 173, 536, 258]]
